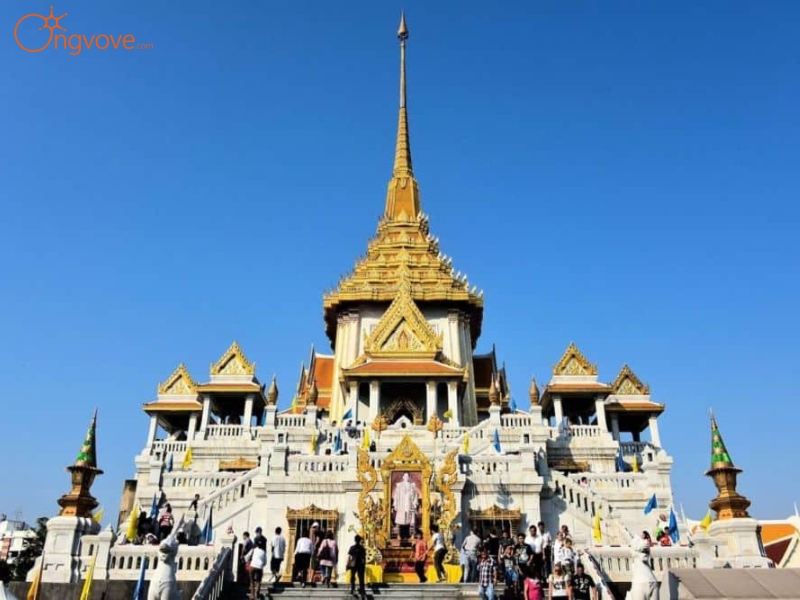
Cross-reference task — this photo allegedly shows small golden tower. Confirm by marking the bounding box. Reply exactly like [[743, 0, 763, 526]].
[[705, 411, 750, 520], [57, 410, 104, 518]]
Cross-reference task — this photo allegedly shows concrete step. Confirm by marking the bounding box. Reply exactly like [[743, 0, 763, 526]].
[[249, 582, 534, 599]]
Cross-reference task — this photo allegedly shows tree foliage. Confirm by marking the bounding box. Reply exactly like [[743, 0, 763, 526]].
[[11, 517, 47, 581]]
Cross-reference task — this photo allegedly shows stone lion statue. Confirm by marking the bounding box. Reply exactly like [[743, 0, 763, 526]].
[[148, 536, 182, 600]]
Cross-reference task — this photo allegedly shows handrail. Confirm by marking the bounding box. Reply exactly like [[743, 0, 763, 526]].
[[581, 550, 617, 600], [550, 471, 618, 543], [445, 420, 492, 452], [192, 547, 232, 600], [197, 467, 259, 512]]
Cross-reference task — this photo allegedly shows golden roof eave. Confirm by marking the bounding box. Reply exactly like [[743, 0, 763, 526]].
[[210, 341, 256, 377], [552, 342, 598, 376], [611, 364, 651, 395], [143, 401, 203, 412], [219, 457, 258, 471], [157, 364, 199, 396]]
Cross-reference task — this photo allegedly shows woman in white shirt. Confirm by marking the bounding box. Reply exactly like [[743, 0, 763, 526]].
[[244, 537, 267, 600], [430, 525, 447, 582], [292, 530, 314, 587]]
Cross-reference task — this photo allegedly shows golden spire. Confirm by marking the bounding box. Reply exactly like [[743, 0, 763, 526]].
[[58, 410, 104, 518], [267, 375, 279, 405], [489, 377, 500, 405], [529, 377, 540, 405], [705, 410, 751, 520], [385, 11, 421, 221], [308, 379, 319, 406]]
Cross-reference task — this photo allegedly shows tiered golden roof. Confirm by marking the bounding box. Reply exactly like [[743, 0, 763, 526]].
[[322, 13, 483, 346]]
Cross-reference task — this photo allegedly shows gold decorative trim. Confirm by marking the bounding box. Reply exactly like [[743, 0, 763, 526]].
[[286, 503, 339, 521], [219, 457, 258, 471], [355, 449, 384, 563], [157, 364, 198, 396], [382, 398, 423, 426], [611, 364, 650, 395], [468, 505, 522, 520], [435, 448, 459, 563], [552, 342, 598, 376], [210, 341, 256, 377], [381, 436, 433, 554], [362, 285, 442, 359]]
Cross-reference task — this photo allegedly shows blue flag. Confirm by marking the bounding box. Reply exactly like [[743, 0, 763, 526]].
[[202, 507, 214, 545], [166, 453, 173, 473], [149, 494, 158, 519], [342, 408, 353, 421], [333, 430, 342, 454], [493, 429, 502, 454], [616, 448, 631, 472], [509, 397, 517, 412], [669, 507, 679, 543], [132, 555, 148, 599], [644, 493, 658, 515]]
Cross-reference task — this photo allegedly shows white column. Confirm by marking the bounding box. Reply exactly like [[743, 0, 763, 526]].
[[146, 414, 158, 447], [426, 381, 437, 422], [553, 396, 564, 429], [187, 413, 198, 441], [610, 414, 620, 441], [648, 416, 661, 447], [594, 396, 608, 431], [347, 381, 358, 424], [447, 381, 460, 425], [369, 380, 380, 421], [243, 394, 254, 430], [200, 395, 211, 436]]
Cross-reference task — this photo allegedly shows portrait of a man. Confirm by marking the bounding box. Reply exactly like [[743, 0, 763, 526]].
[[391, 471, 422, 546]]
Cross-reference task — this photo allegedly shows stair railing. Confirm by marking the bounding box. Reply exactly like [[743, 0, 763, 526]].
[[192, 547, 232, 600]]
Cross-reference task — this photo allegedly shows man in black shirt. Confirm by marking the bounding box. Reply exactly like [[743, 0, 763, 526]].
[[571, 562, 597, 600]]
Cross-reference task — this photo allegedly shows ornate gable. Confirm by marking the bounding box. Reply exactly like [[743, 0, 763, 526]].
[[382, 435, 431, 472], [157, 364, 198, 396], [210, 341, 256, 377], [363, 284, 442, 359], [552, 342, 598, 376], [611, 364, 650, 395]]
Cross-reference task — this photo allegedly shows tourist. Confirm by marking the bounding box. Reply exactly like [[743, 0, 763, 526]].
[[498, 529, 514, 561], [158, 504, 174, 541], [245, 536, 267, 600], [253, 526, 266, 549], [525, 525, 542, 578], [558, 537, 575, 575], [269, 526, 286, 583], [317, 530, 338, 588], [189, 493, 201, 516], [514, 532, 534, 580], [292, 529, 314, 587], [239, 531, 253, 581], [347, 535, 366, 598], [136, 509, 150, 543], [430, 524, 447, 582], [307, 522, 322, 584], [461, 528, 482, 582], [500, 544, 518, 595], [548, 563, 570, 599], [570, 562, 597, 600], [412, 530, 428, 583], [475, 547, 497, 600], [523, 572, 544, 600], [537, 522, 552, 578], [484, 528, 500, 563]]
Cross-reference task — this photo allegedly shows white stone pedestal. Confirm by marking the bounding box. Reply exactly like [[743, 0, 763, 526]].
[[40, 516, 100, 583], [708, 518, 774, 568]]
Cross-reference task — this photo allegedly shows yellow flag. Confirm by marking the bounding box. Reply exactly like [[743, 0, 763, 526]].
[[592, 513, 602, 544], [181, 447, 193, 470], [443, 409, 453, 419], [93, 507, 104, 524], [632, 454, 640, 472], [126, 502, 142, 541], [462, 435, 469, 454], [700, 510, 713, 530], [26, 555, 44, 600], [291, 396, 297, 412], [362, 428, 370, 450], [310, 431, 317, 452], [78, 552, 97, 600]]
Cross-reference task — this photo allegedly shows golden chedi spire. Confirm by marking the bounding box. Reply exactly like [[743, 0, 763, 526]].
[[705, 410, 751, 520], [529, 377, 540, 405], [267, 375, 279, 405], [308, 379, 319, 406], [384, 11, 421, 221], [58, 410, 104, 518], [489, 376, 501, 406]]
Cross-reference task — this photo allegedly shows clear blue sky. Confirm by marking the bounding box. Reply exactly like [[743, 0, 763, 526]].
[[1, 1, 798, 526]]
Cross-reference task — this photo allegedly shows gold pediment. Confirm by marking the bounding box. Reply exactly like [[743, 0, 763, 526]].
[[552, 342, 598, 376], [210, 341, 256, 377], [363, 287, 442, 359], [157, 364, 198, 396], [611, 364, 650, 395], [382, 435, 431, 472], [219, 456, 258, 471]]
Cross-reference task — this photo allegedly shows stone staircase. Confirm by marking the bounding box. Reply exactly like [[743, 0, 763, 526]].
[[221, 582, 525, 599]]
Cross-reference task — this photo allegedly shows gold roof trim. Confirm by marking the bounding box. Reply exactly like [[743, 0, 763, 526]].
[[219, 456, 258, 471], [469, 505, 522, 520], [210, 341, 256, 377], [286, 503, 339, 520], [611, 364, 651, 395], [157, 363, 199, 396], [363, 283, 442, 359], [552, 342, 598, 376]]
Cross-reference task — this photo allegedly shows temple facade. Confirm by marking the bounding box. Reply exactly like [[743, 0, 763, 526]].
[[31, 13, 774, 595]]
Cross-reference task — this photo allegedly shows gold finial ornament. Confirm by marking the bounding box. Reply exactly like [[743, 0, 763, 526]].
[[58, 410, 104, 518], [427, 414, 444, 437], [308, 379, 319, 406], [705, 411, 751, 520], [529, 377, 540, 405], [371, 414, 389, 438], [489, 377, 500, 405], [267, 375, 279, 405]]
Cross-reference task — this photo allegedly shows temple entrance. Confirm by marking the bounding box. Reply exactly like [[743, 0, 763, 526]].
[[469, 505, 522, 539], [379, 383, 426, 425], [285, 504, 339, 584]]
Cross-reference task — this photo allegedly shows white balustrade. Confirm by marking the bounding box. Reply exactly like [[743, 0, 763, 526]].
[[205, 425, 251, 439], [275, 415, 306, 428], [108, 544, 218, 581], [570, 473, 647, 491], [288, 455, 350, 473], [163, 473, 241, 490], [150, 441, 187, 458], [500, 414, 533, 428], [459, 455, 513, 476], [197, 468, 259, 515], [590, 546, 698, 582]]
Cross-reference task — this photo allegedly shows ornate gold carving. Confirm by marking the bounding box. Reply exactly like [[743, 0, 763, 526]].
[[552, 342, 598, 376], [355, 449, 384, 562], [381, 436, 432, 552], [267, 376, 279, 405], [157, 364, 198, 396], [426, 414, 443, 437], [382, 398, 423, 426], [468, 505, 522, 521], [434, 448, 459, 562], [219, 456, 258, 471], [362, 286, 442, 359], [489, 378, 500, 405], [307, 380, 319, 405], [210, 341, 256, 377], [371, 414, 389, 437], [286, 503, 339, 521], [611, 364, 650, 395], [529, 377, 540, 405]]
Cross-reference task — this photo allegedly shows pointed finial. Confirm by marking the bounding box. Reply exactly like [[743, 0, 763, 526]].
[[74, 409, 99, 469], [489, 376, 500, 405], [706, 410, 750, 519], [398, 11, 408, 41], [529, 377, 540, 405], [308, 379, 319, 406], [267, 375, 279, 405]]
